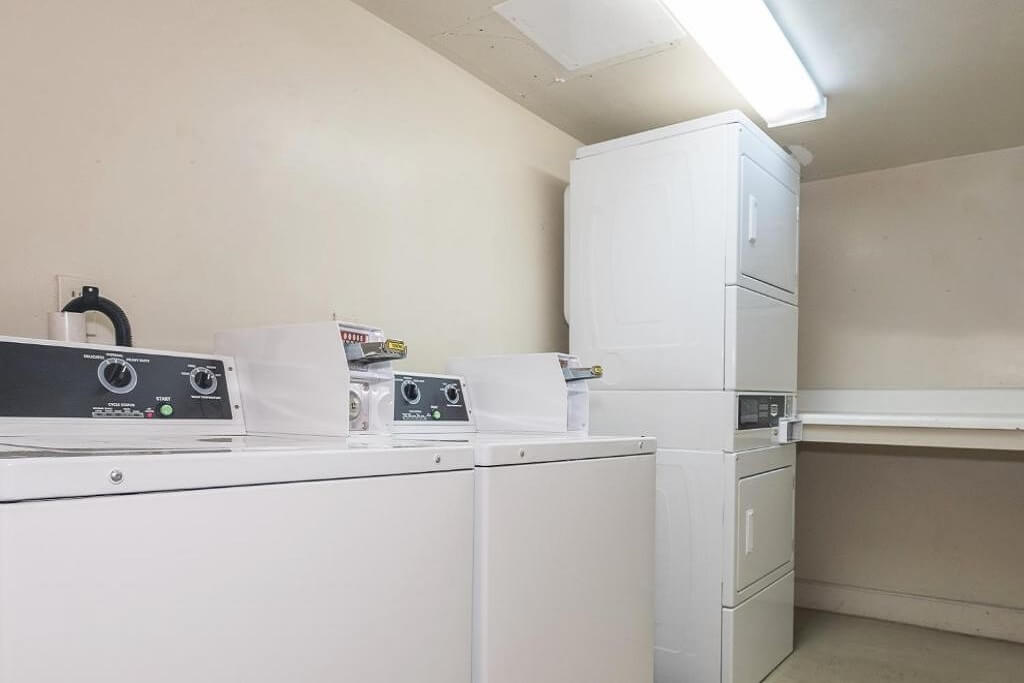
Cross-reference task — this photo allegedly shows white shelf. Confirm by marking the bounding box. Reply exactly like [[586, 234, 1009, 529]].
[[798, 390, 1024, 450]]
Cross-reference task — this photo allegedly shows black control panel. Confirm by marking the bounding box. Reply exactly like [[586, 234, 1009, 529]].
[[737, 394, 790, 431], [0, 340, 235, 420], [394, 374, 470, 423]]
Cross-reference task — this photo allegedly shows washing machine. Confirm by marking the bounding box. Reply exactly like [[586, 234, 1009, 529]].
[[0, 335, 475, 683], [411, 353, 657, 683], [215, 324, 657, 683]]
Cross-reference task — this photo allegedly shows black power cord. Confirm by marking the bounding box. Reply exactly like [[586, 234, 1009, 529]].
[[62, 286, 133, 347]]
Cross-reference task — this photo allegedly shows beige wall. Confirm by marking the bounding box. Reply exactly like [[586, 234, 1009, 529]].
[[799, 144, 1024, 389], [797, 444, 1024, 594], [796, 146, 1024, 639], [0, 0, 579, 370]]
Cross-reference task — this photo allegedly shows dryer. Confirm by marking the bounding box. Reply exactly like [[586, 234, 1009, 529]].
[[566, 111, 803, 683], [0, 335, 474, 683]]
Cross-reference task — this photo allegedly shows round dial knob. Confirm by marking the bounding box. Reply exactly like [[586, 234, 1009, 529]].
[[444, 384, 461, 405], [194, 370, 213, 390], [349, 390, 363, 421], [189, 368, 218, 396], [105, 363, 131, 387], [401, 379, 421, 405], [97, 358, 138, 394]]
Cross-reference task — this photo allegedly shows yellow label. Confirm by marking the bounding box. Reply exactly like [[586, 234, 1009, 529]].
[[385, 339, 408, 354]]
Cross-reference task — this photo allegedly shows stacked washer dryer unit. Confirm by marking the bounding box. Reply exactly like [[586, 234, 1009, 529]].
[[398, 352, 658, 683], [566, 111, 803, 683], [0, 334, 474, 683]]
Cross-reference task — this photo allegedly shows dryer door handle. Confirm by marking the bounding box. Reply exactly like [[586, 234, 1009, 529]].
[[747, 195, 759, 244], [744, 508, 755, 555]]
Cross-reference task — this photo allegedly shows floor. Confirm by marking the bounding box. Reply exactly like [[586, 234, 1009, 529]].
[[765, 609, 1024, 683]]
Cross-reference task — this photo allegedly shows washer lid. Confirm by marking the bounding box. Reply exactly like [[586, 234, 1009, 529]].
[[471, 433, 656, 467], [0, 436, 473, 501]]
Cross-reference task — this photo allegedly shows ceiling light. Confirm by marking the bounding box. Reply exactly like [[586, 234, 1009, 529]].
[[659, 0, 826, 127]]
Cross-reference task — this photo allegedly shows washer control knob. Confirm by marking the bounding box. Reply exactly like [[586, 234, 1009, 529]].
[[97, 358, 138, 394], [104, 362, 131, 388], [401, 379, 421, 405], [444, 384, 461, 405], [189, 368, 218, 395]]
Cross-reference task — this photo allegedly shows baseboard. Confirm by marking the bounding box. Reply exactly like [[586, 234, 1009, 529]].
[[795, 578, 1024, 644]]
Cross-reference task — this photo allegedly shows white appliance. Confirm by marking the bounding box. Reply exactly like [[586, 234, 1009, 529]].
[[215, 320, 406, 437], [405, 354, 657, 683], [0, 335, 475, 683], [566, 111, 802, 683], [215, 324, 657, 683]]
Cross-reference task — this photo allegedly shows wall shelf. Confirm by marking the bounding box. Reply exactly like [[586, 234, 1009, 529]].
[[799, 390, 1024, 450]]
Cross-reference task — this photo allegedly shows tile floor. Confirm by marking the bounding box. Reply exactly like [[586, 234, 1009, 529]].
[[765, 609, 1024, 683]]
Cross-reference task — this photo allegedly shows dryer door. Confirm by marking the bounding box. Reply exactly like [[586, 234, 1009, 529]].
[[734, 465, 795, 592], [738, 156, 799, 294]]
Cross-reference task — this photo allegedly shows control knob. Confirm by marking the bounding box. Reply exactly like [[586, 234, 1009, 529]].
[[401, 379, 421, 405], [444, 384, 461, 405], [97, 358, 138, 394], [189, 368, 218, 396]]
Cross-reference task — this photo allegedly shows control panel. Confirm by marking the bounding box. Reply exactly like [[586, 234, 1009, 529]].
[[0, 338, 238, 422], [736, 394, 794, 431], [394, 373, 471, 425]]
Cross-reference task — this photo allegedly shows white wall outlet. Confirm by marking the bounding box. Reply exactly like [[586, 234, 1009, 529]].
[[55, 275, 103, 311], [54, 275, 115, 345]]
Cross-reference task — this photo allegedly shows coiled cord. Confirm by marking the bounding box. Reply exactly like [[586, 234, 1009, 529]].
[[62, 286, 133, 347]]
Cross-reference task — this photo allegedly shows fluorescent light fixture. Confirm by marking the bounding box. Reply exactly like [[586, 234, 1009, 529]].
[[659, 0, 826, 127]]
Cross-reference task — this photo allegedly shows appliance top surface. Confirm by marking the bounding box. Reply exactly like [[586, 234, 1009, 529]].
[[376, 432, 657, 467], [0, 434, 473, 501], [574, 109, 798, 171], [0, 433, 450, 453], [0, 335, 234, 361]]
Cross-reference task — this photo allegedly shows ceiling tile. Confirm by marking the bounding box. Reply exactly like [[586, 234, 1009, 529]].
[[493, 0, 682, 71]]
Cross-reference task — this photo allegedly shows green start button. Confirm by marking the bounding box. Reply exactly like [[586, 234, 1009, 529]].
[[432, 409, 442, 420], [159, 404, 174, 418]]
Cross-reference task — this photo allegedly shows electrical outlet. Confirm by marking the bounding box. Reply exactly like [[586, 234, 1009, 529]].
[[55, 275, 104, 311], [54, 275, 115, 345]]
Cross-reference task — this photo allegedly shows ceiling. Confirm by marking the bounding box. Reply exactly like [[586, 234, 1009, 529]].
[[351, 0, 1024, 181]]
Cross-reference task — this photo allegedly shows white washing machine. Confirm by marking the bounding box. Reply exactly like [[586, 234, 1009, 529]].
[[411, 353, 657, 683], [0, 335, 475, 683], [215, 323, 657, 683]]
